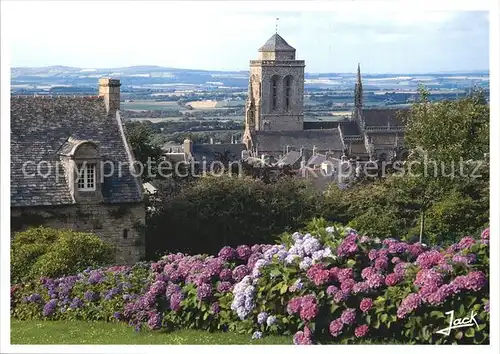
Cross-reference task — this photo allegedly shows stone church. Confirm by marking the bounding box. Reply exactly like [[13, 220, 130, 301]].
[[242, 33, 408, 162], [10, 79, 145, 264]]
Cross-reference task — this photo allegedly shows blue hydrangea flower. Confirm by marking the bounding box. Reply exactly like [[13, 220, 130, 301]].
[[266, 315, 277, 326], [303, 237, 321, 255], [299, 257, 313, 270], [257, 312, 268, 324], [285, 254, 299, 264], [252, 331, 263, 340], [292, 232, 303, 241]]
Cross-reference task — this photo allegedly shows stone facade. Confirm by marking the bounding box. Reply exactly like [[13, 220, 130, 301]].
[[11, 203, 145, 264], [11, 79, 145, 265], [245, 34, 305, 133]]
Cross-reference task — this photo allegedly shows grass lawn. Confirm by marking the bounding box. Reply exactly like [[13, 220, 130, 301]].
[[10, 320, 292, 345]]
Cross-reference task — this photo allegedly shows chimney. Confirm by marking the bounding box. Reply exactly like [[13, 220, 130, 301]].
[[183, 138, 193, 160], [99, 78, 121, 116]]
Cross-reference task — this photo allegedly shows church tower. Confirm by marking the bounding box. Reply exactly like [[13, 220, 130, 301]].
[[244, 33, 305, 132]]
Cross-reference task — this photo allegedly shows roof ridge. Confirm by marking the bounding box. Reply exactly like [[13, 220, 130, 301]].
[[11, 95, 102, 99]]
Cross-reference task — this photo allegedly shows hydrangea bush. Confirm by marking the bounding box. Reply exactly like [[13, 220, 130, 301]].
[[11, 220, 489, 344]]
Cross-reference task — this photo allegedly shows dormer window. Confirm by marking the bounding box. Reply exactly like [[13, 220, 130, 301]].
[[77, 163, 96, 191]]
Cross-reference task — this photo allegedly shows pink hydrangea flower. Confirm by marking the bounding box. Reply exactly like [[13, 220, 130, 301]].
[[354, 324, 369, 337], [385, 273, 403, 286], [359, 298, 373, 312]]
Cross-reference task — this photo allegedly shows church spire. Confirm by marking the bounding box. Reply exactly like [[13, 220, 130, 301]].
[[355, 63, 363, 108], [245, 78, 256, 132]]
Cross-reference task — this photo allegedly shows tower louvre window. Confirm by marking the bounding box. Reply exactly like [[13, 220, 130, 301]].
[[285, 76, 292, 110], [76, 163, 96, 191], [271, 76, 279, 110]]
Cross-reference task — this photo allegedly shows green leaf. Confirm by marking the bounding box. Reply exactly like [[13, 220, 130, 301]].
[[280, 284, 288, 294], [430, 310, 445, 319], [465, 327, 475, 338]]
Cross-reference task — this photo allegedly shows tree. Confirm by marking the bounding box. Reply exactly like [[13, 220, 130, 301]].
[[145, 175, 323, 258], [125, 122, 164, 182], [321, 88, 489, 245], [402, 87, 489, 243]]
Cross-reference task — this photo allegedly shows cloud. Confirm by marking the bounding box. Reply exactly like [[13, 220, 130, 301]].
[[3, 2, 489, 73]]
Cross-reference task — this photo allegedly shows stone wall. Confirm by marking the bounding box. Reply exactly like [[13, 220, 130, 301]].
[[11, 202, 145, 265]]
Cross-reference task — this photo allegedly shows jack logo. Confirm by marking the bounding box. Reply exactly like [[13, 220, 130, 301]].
[[435, 310, 479, 336]]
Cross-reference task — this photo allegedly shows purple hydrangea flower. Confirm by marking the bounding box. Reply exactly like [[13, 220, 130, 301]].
[[333, 290, 349, 303], [69, 297, 83, 309], [326, 285, 339, 296], [27, 293, 42, 303], [329, 318, 344, 337], [43, 299, 57, 316], [232, 265, 250, 282], [217, 281, 232, 294], [170, 292, 183, 311], [340, 308, 356, 325], [84, 290, 99, 302], [147, 312, 162, 330], [366, 273, 385, 289], [219, 268, 233, 281], [236, 245, 252, 261], [211, 302, 221, 314], [196, 283, 213, 301], [374, 257, 388, 270], [218, 246, 236, 261], [88, 270, 105, 285], [397, 293, 422, 319], [352, 281, 369, 294]]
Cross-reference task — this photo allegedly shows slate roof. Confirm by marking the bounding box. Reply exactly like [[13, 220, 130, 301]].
[[277, 150, 302, 167], [304, 120, 362, 136], [191, 143, 246, 163], [11, 96, 143, 207], [307, 154, 327, 166], [303, 121, 340, 130], [339, 120, 362, 136], [362, 108, 408, 128], [164, 153, 188, 163], [252, 130, 344, 152], [259, 34, 296, 52]]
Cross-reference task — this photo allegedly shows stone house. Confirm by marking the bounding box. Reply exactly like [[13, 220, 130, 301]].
[[10, 78, 145, 264]]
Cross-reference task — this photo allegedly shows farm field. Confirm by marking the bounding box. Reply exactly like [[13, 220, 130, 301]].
[[125, 117, 185, 123], [121, 100, 185, 111]]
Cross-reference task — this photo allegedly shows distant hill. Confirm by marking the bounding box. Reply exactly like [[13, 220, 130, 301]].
[[10, 66, 489, 91]]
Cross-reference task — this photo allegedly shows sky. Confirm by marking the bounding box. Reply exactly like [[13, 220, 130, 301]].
[[4, 1, 490, 74]]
